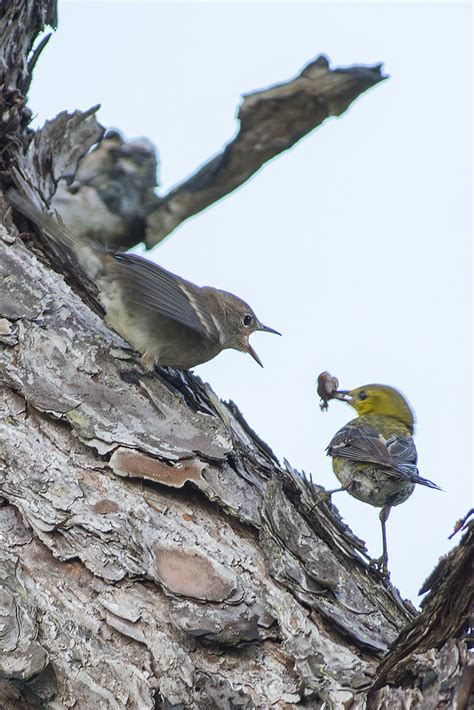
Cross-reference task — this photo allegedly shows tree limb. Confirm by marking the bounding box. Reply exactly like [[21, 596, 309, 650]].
[[49, 56, 386, 250], [145, 55, 386, 246], [0, 1, 472, 707]]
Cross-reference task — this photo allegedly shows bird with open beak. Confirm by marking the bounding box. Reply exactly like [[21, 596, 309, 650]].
[[8, 190, 280, 370]]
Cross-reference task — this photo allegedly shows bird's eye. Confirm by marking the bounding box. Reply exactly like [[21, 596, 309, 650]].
[[359, 391, 368, 400], [243, 314, 253, 327]]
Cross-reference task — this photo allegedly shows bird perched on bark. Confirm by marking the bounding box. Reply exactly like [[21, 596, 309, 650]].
[[7, 190, 280, 370], [318, 378, 441, 575]]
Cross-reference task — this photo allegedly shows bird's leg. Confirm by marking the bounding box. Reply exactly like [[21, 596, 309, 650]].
[[120, 350, 156, 383], [370, 505, 392, 576], [380, 504, 391, 573]]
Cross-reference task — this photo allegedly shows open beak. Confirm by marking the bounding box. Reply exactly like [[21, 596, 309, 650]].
[[247, 342, 264, 367], [246, 324, 280, 366], [258, 323, 282, 336]]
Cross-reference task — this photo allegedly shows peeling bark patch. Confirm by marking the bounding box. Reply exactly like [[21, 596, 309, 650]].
[[0, 555, 49, 681], [0, 318, 13, 335], [154, 548, 237, 601], [109, 448, 206, 488], [23, 107, 104, 201], [93, 499, 119, 514], [0, 316, 17, 346]]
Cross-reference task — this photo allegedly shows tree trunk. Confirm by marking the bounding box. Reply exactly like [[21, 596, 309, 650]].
[[0, 2, 472, 708]]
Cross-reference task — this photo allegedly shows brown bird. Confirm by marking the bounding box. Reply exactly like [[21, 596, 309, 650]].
[[7, 190, 280, 370]]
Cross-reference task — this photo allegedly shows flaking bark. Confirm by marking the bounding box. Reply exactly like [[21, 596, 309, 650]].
[[0, 1, 472, 708]]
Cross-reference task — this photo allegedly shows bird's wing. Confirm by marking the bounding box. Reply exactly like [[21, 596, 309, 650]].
[[327, 423, 440, 490], [112, 253, 220, 342], [7, 190, 222, 343]]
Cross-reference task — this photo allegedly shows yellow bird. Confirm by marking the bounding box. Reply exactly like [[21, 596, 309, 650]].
[[325, 384, 440, 575]]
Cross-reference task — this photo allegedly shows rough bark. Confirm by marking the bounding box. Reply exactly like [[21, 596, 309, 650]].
[[0, 2, 472, 708]]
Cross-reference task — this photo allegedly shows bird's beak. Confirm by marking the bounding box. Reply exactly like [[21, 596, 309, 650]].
[[246, 324, 280, 366], [332, 390, 352, 402], [258, 323, 282, 336], [247, 342, 264, 367]]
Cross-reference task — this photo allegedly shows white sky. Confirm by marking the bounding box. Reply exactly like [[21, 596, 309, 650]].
[[29, 1, 472, 603]]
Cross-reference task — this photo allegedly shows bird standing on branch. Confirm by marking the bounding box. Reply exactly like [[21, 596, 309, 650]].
[[7, 190, 280, 370], [319, 378, 441, 575]]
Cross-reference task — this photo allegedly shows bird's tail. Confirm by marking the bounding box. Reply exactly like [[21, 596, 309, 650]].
[[416, 475, 443, 491], [7, 189, 88, 252], [394, 462, 442, 491], [408, 468, 443, 491]]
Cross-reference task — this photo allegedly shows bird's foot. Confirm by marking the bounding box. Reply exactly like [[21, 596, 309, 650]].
[[369, 555, 390, 578], [308, 489, 336, 517], [310, 485, 349, 511], [141, 351, 157, 374], [311, 489, 333, 509]]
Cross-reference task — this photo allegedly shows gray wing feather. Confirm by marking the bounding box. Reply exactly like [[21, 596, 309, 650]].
[[328, 425, 440, 490], [112, 253, 220, 342]]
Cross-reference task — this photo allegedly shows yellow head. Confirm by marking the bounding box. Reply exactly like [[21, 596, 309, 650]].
[[335, 384, 415, 432]]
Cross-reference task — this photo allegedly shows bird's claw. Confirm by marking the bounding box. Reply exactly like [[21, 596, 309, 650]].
[[140, 351, 156, 373], [311, 489, 332, 509], [369, 555, 390, 578]]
